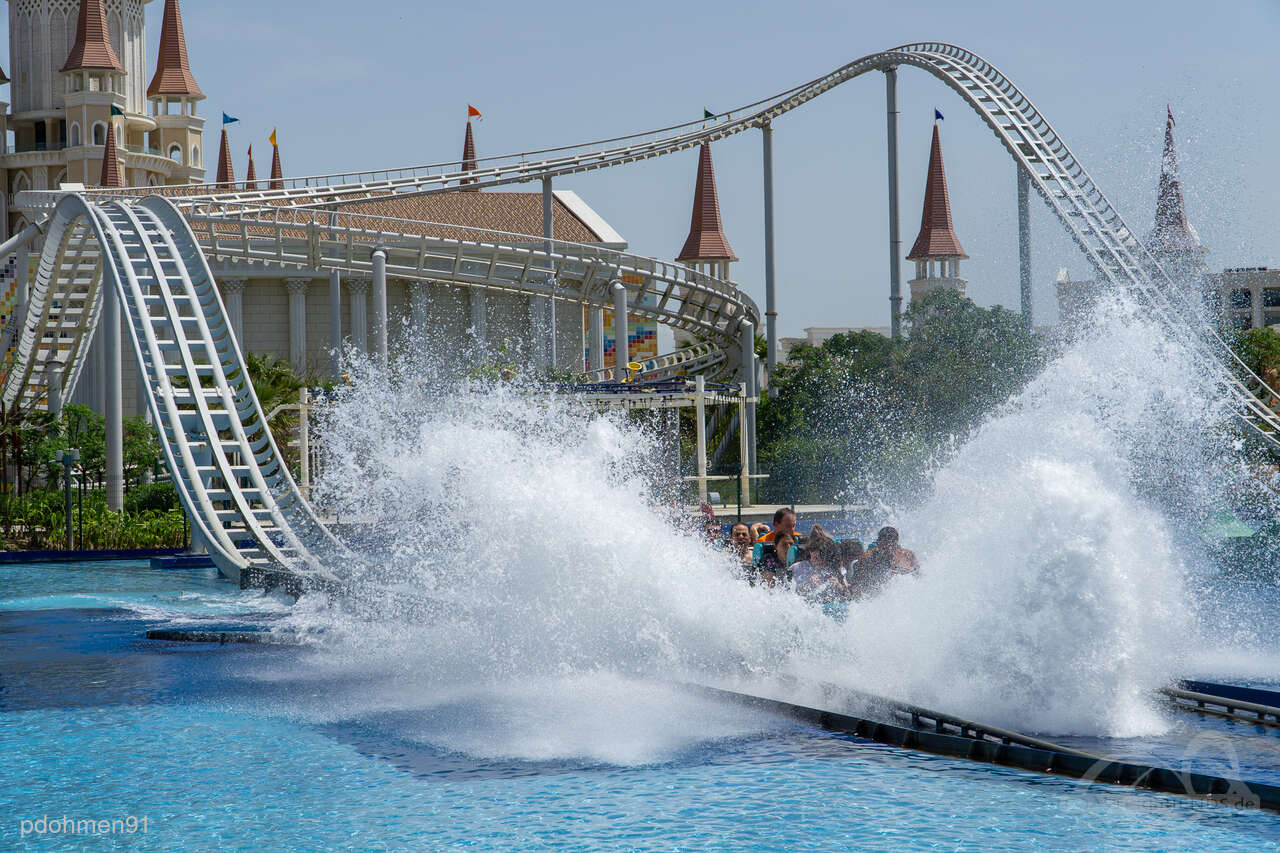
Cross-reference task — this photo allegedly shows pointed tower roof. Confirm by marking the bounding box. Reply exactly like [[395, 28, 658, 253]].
[[1147, 107, 1205, 260], [147, 0, 204, 99], [269, 143, 283, 190], [244, 145, 258, 190], [215, 128, 234, 187], [907, 124, 967, 260], [459, 121, 479, 192], [676, 143, 737, 262], [0, 65, 9, 85], [62, 0, 124, 73], [97, 123, 124, 188]]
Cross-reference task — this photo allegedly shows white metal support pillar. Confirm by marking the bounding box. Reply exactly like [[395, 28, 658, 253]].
[[612, 281, 628, 382], [589, 307, 605, 372], [695, 374, 708, 502], [1018, 165, 1032, 325], [329, 269, 342, 374], [885, 67, 903, 339], [47, 366, 63, 418], [739, 320, 756, 504], [371, 245, 388, 364], [542, 175, 557, 370], [285, 277, 309, 373], [104, 282, 123, 511], [761, 121, 778, 372]]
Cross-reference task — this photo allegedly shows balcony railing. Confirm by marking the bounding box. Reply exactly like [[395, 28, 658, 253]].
[[11, 142, 67, 154]]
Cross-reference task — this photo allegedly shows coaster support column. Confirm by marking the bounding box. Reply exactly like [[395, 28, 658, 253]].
[[885, 67, 903, 339]]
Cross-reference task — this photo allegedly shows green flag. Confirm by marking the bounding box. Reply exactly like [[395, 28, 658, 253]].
[[703, 108, 715, 120], [109, 105, 124, 117]]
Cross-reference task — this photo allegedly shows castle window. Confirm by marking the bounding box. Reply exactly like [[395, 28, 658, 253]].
[[191, 144, 200, 168], [92, 122, 107, 147], [69, 122, 81, 148], [1265, 289, 1280, 308], [168, 144, 183, 165]]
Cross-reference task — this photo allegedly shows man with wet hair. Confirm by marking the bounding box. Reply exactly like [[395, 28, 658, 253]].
[[729, 522, 755, 574], [854, 526, 919, 598], [756, 507, 797, 543]]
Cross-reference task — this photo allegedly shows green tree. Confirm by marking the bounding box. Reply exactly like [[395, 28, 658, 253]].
[[123, 414, 161, 489], [63, 404, 106, 488]]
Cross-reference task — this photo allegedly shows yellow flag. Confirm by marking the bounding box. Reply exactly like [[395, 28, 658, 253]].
[[269, 128, 278, 147]]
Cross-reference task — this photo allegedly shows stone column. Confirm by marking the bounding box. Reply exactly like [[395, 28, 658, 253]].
[[221, 277, 247, 348], [409, 280, 430, 340], [469, 289, 487, 346], [329, 269, 342, 375], [105, 284, 123, 511], [285, 277, 309, 373], [1253, 286, 1265, 329], [348, 277, 369, 353]]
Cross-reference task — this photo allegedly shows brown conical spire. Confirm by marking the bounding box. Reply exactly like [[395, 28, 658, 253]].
[[269, 142, 283, 190], [62, 0, 124, 73], [215, 127, 234, 187], [676, 144, 737, 262], [459, 120, 479, 191], [1147, 107, 1205, 262], [0, 65, 9, 85], [244, 144, 258, 190], [147, 0, 203, 99], [907, 123, 967, 260], [97, 121, 124, 188]]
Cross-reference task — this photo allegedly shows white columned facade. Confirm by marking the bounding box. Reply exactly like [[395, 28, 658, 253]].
[[348, 277, 369, 353], [329, 269, 342, 374], [285, 277, 310, 373], [221, 277, 247, 348]]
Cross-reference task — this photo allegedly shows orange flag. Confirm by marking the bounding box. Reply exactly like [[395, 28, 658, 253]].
[[467, 104, 482, 120]]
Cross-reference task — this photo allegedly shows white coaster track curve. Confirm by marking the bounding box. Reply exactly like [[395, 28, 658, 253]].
[[8, 42, 1278, 585]]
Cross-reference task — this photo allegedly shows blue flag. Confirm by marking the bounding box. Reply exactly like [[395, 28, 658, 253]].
[[934, 108, 944, 121], [222, 112, 240, 125]]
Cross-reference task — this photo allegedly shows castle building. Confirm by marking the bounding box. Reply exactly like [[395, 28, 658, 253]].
[[1055, 108, 1278, 330], [2, 0, 205, 238], [906, 122, 968, 303]]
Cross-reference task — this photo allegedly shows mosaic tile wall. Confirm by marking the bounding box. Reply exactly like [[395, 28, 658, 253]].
[[583, 273, 659, 371]]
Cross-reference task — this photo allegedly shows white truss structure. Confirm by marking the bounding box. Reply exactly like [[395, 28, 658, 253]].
[[6, 42, 1277, 586]]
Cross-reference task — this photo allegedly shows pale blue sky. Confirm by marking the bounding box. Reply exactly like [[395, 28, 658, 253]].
[[11, 0, 1279, 333]]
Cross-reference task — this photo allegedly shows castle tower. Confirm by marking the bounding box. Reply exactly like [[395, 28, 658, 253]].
[[1147, 107, 1208, 281], [676, 143, 737, 280], [214, 126, 233, 186], [59, 0, 127, 186], [269, 131, 284, 189], [146, 0, 205, 183], [906, 123, 968, 302], [459, 119, 478, 191], [244, 144, 257, 190], [673, 142, 736, 348]]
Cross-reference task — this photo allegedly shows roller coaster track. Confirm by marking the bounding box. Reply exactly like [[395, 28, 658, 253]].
[[7, 41, 1278, 585]]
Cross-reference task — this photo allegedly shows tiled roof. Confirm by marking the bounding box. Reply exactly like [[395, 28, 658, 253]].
[[62, 0, 124, 73], [460, 122, 478, 192], [1147, 107, 1205, 259], [147, 0, 203, 98], [907, 124, 967, 260], [334, 192, 607, 244], [215, 128, 234, 187], [244, 145, 258, 191], [676, 144, 736, 262], [269, 144, 283, 190], [96, 124, 123, 188]]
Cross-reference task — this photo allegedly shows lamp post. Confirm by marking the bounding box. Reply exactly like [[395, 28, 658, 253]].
[[54, 448, 80, 550]]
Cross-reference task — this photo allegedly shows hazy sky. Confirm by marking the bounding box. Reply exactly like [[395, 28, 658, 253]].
[[9, 0, 1278, 334]]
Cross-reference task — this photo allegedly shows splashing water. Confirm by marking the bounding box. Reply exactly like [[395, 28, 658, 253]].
[[251, 286, 1271, 758]]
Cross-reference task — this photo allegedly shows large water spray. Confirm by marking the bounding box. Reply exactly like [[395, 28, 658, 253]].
[[248, 284, 1273, 760]]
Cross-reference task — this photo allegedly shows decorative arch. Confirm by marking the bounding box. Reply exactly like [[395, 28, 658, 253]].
[[69, 121, 81, 147], [168, 143, 184, 165], [91, 121, 107, 146], [191, 144, 200, 168]]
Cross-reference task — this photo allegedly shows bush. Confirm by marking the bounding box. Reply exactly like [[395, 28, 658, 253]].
[[124, 481, 179, 514]]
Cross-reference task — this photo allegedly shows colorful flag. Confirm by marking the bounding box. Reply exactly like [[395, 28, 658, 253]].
[[467, 104, 482, 120], [269, 127, 278, 147], [222, 112, 239, 125], [247, 143, 253, 157], [934, 108, 944, 121], [704, 108, 715, 120], [109, 104, 124, 117]]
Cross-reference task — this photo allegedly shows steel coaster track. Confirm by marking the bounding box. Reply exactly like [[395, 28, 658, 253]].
[[17, 42, 1279, 446], [10, 195, 347, 585]]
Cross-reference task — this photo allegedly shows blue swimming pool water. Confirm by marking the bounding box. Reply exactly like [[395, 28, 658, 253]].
[[3, 561, 1280, 850]]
